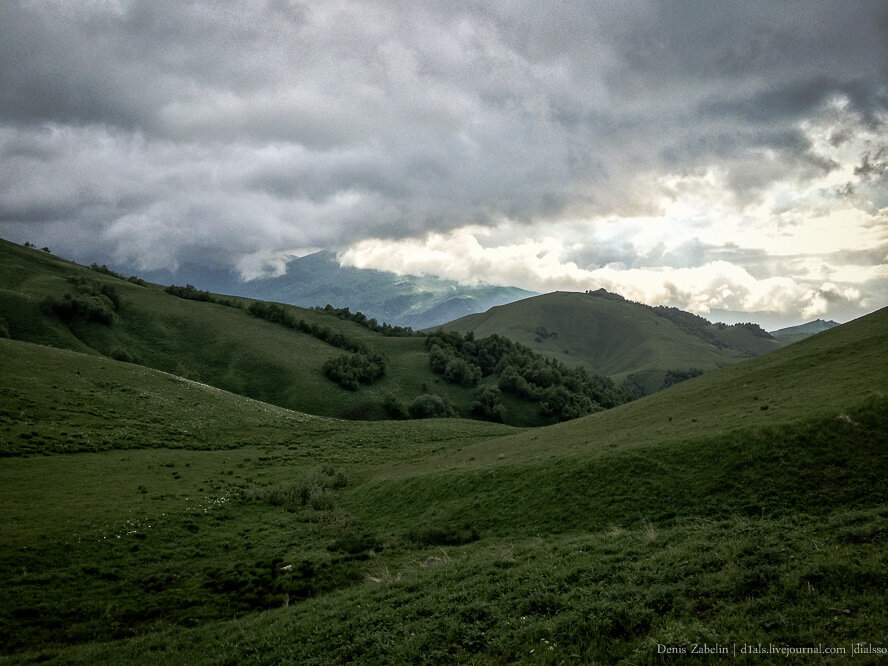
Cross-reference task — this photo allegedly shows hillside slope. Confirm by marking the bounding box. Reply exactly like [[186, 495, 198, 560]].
[[0, 239, 550, 424], [1, 302, 885, 663], [437, 290, 781, 393]]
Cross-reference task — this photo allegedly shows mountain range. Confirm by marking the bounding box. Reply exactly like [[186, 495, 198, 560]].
[[140, 250, 535, 330], [770, 318, 840, 345]]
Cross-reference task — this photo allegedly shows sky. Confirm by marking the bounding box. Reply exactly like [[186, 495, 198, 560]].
[[1, 0, 886, 326]]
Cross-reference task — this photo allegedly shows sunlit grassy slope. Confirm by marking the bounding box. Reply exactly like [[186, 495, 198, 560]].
[[438, 290, 781, 392], [0, 238, 544, 424], [1, 304, 885, 663]]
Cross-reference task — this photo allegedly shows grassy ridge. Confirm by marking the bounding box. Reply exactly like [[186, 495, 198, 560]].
[[1, 307, 886, 662]]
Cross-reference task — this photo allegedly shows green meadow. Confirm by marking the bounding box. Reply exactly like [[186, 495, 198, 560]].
[[1, 240, 886, 663]]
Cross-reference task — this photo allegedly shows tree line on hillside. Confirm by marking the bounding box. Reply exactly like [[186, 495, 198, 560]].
[[425, 331, 631, 422], [163, 286, 392, 390], [653, 305, 771, 346], [311, 304, 418, 337], [90, 263, 148, 287], [164, 284, 240, 308], [245, 302, 387, 390], [584, 288, 773, 349]]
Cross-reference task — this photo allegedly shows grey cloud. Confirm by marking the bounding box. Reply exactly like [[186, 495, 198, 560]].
[[0, 0, 886, 278], [855, 147, 888, 180]]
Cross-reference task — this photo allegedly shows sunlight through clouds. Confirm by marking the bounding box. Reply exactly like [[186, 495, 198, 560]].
[[0, 1, 885, 324]]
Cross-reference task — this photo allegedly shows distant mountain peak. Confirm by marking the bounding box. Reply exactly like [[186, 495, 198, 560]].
[[220, 250, 536, 329]]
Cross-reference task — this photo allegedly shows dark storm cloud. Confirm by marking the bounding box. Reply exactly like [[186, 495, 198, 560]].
[[0, 0, 885, 278]]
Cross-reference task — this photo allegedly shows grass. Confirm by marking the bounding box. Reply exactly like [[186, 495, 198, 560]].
[[437, 290, 781, 390], [0, 238, 886, 663], [0, 238, 551, 425]]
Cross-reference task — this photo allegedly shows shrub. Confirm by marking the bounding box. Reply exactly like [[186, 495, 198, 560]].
[[312, 304, 417, 337], [426, 331, 630, 422], [471, 386, 507, 422], [383, 394, 409, 420], [243, 466, 347, 512], [41, 293, 114, 325], [443, 357, 481, 387], [408, 393, 458, 419], [323, 352, 386, 390], [90, 262, 147, 286]]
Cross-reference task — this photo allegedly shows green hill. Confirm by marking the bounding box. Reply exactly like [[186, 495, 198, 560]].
[[436, 289, 781, 394], [1, 295, 885, 663], [0, 238, 558, 426]]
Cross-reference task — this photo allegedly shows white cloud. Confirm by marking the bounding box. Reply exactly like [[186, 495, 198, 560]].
[[340, 225, 872, 321]]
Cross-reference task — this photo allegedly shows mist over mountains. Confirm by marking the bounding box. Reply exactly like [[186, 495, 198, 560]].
[[138, 250, 535, 330]]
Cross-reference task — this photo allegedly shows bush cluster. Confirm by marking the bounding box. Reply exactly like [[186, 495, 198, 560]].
[[471, 386, 507, 422], [408, 523, 479, 546], [202, 557, 358, 614], [41, 277, 122, 325], [408, 393, 458, 419], [430, 345, 481, 387], [243, 465, 347, 512], [164, 284, 240, 308], [426, 331, 630, 422], [164, 283, 213, 302], [322, 352, 386, 391], [584, 289, 775, 349], [382, 394, 409, 419]]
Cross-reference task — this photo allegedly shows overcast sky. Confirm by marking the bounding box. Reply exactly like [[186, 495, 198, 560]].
[[1, 0, 886, 325]]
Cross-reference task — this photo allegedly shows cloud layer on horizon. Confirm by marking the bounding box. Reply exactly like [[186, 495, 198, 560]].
[[1, 0, 886, 323]]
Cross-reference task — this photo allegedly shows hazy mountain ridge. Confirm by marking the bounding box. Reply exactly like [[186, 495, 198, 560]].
[[218, 251, 536, 330], [770, 318, 840, 345]]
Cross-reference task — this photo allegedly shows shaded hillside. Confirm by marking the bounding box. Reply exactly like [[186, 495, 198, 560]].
[[437, 290, 781, 394], [770, 318, 840, 345], [219, 250, 535, 329], [0, 239, 550, 425], [1, 300, 884, 663], [1, 239, 620, 427]]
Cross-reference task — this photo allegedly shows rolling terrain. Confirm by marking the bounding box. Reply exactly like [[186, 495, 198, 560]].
[[436, 289, 782, 394], [0, 239, 558, 426], [0, 293, 885, 663]]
